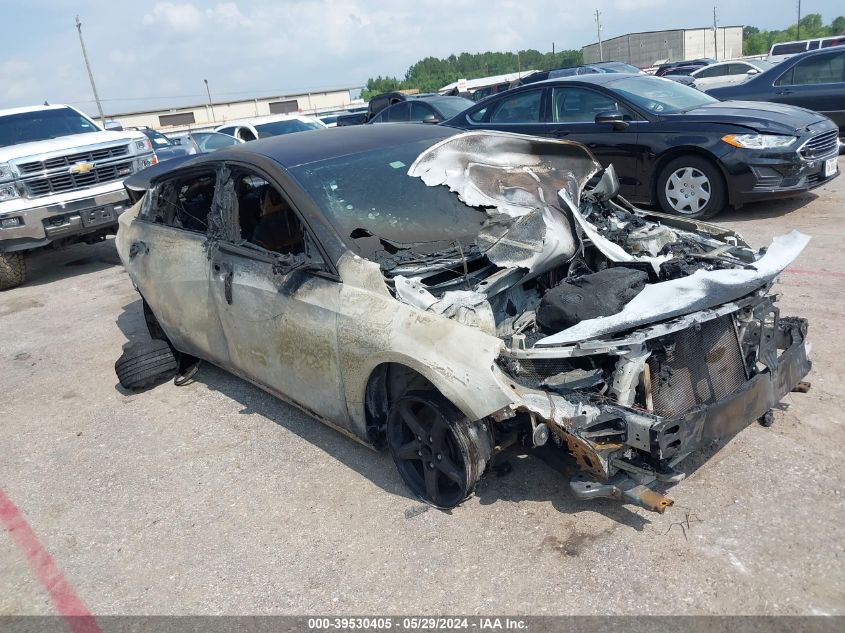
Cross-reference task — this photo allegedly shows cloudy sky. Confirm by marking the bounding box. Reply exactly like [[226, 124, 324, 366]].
[[1, 0, 842, 116]]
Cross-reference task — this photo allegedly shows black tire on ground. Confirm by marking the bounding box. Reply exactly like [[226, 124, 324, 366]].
[[115, 339, 178, 390], [0, 251, 26, 291], [656, 155, 726, 220], [387, 389, 493, 509]]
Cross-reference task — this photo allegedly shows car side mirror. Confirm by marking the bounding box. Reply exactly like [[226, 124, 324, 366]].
[[422, 114, 440, 124], [595, 111, 629, 130], [747, 68, 760, 75], [171, 138, 182, 145]]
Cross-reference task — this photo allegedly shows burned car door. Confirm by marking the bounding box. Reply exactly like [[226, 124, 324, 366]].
[[124, 165, 230, 363], [207, 165, 349, 425]]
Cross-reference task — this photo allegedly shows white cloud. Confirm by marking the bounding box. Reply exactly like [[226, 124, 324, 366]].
[[142, 2, 205, 31], [206, 2, 251, 27]]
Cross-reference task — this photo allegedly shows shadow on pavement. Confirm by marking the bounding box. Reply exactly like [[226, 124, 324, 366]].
[[717, 193, 818, 223], [16, 237, 122, 289]]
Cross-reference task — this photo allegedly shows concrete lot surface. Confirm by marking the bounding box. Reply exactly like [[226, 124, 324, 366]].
[[1, 159, 844, 616]]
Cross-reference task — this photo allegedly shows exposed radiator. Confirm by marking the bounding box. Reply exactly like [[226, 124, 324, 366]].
[[648, 315, 746, 418]]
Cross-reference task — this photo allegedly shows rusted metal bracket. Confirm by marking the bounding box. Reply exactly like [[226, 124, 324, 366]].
[[569, 472, 674, 513]]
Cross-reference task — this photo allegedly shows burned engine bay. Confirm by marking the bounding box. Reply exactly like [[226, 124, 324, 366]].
[[353, 132, 812, 512]]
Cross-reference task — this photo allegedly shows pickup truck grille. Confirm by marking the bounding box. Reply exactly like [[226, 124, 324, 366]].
[[17, 145, 130, 174], [800, 130, 838, 159], [24, 160, 134, 197]]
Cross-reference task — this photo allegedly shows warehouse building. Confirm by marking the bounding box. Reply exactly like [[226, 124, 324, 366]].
[[106, 86, 359, 131], [582, 26, 744, 68]]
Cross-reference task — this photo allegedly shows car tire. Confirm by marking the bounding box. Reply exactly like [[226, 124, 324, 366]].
[[657, 155, 726, 220], [387, 389, 493, 509], [115, 339, 178, 390], [0, 251, 26, 291]]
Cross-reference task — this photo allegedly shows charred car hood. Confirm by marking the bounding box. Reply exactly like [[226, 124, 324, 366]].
[[385, 130, 809, 347], [661, 100, 831, 134]]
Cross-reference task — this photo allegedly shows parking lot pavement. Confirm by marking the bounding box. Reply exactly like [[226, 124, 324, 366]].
[[1, 160, 844, 617]]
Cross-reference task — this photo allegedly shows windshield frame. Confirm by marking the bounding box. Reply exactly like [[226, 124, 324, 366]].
[[606, 75, 719, 115]]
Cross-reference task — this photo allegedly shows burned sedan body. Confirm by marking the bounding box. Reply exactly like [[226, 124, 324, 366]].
[[116, 124, 811, 512]]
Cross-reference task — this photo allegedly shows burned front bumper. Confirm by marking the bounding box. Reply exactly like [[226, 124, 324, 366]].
[[498, 306, 811, 513]]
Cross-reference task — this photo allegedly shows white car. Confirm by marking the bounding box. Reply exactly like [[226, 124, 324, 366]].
[[692, 60, 774, 91], [215, 113, 326, 142]]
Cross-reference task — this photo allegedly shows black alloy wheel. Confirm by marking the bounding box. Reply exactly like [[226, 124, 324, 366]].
[[387, 390, 493, 509]]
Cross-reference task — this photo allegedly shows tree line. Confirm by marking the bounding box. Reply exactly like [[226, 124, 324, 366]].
[[362, 49, 581, 99], [744, 13, 845, 55], [362, 14, 844, 99]]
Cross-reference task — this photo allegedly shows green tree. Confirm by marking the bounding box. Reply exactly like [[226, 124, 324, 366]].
[[362, 47, 582, 99], [743, 14, 845, 55]]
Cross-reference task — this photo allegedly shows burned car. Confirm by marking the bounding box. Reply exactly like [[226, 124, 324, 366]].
[[115, 125, 811, 512]]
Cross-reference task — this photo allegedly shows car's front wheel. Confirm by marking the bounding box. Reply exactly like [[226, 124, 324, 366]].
[[387, 390, 493, 509], [0, 251, 26, 290], [657, 156, 726, 220]]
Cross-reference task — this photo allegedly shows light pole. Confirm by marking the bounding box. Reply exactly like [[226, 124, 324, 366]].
[[595, 9, 604, 61], [204, 79, 217, 123], [75, 16, 105, 126]]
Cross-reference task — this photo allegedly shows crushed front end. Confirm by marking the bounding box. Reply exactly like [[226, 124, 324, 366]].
[[496, 294, 810, 512], [380, 130, 812, 512]]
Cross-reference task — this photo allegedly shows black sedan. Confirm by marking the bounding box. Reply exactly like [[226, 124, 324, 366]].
[[442, 74, 840, 219], [707, 45, 845, 137], [369, 95, 474, 125]]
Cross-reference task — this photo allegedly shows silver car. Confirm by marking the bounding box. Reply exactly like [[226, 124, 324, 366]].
[[116, 125, 812, 512]]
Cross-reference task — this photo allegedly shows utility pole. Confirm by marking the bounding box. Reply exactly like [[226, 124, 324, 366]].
[[75, 16, 105, 126], [713, 7, 718, 60], [204, 79, 217, 123], [595, 9, 604, 61], [797, 0, 802, 39]]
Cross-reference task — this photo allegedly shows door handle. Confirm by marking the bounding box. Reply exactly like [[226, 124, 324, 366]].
[[128, 241, 148, 259], [553, 130, 570, 137], [213, 262, 233, 304], [775, 89, 793, 95]]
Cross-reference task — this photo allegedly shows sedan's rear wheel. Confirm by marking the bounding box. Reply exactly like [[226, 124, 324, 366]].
[[387, 390, 493, 509], [657, 156, 725, 220]]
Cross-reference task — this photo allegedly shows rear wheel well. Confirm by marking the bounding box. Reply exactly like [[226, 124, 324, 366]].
[[364, 363, 436, 449]]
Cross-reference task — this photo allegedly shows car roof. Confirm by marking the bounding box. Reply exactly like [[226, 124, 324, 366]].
[[137, 124, 459, 181], [0, 103, 77, 117], [530, 72, 644, 87]]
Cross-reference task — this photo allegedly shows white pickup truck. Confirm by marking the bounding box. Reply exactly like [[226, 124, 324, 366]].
[[0, 104, 157, 289]]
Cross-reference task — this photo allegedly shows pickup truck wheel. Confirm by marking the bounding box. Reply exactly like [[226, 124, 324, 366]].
[[0, 251, 26, 291], [115, 339, 177, 390], [387, 390, 493, 509], [657, 156, 726, 220]]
